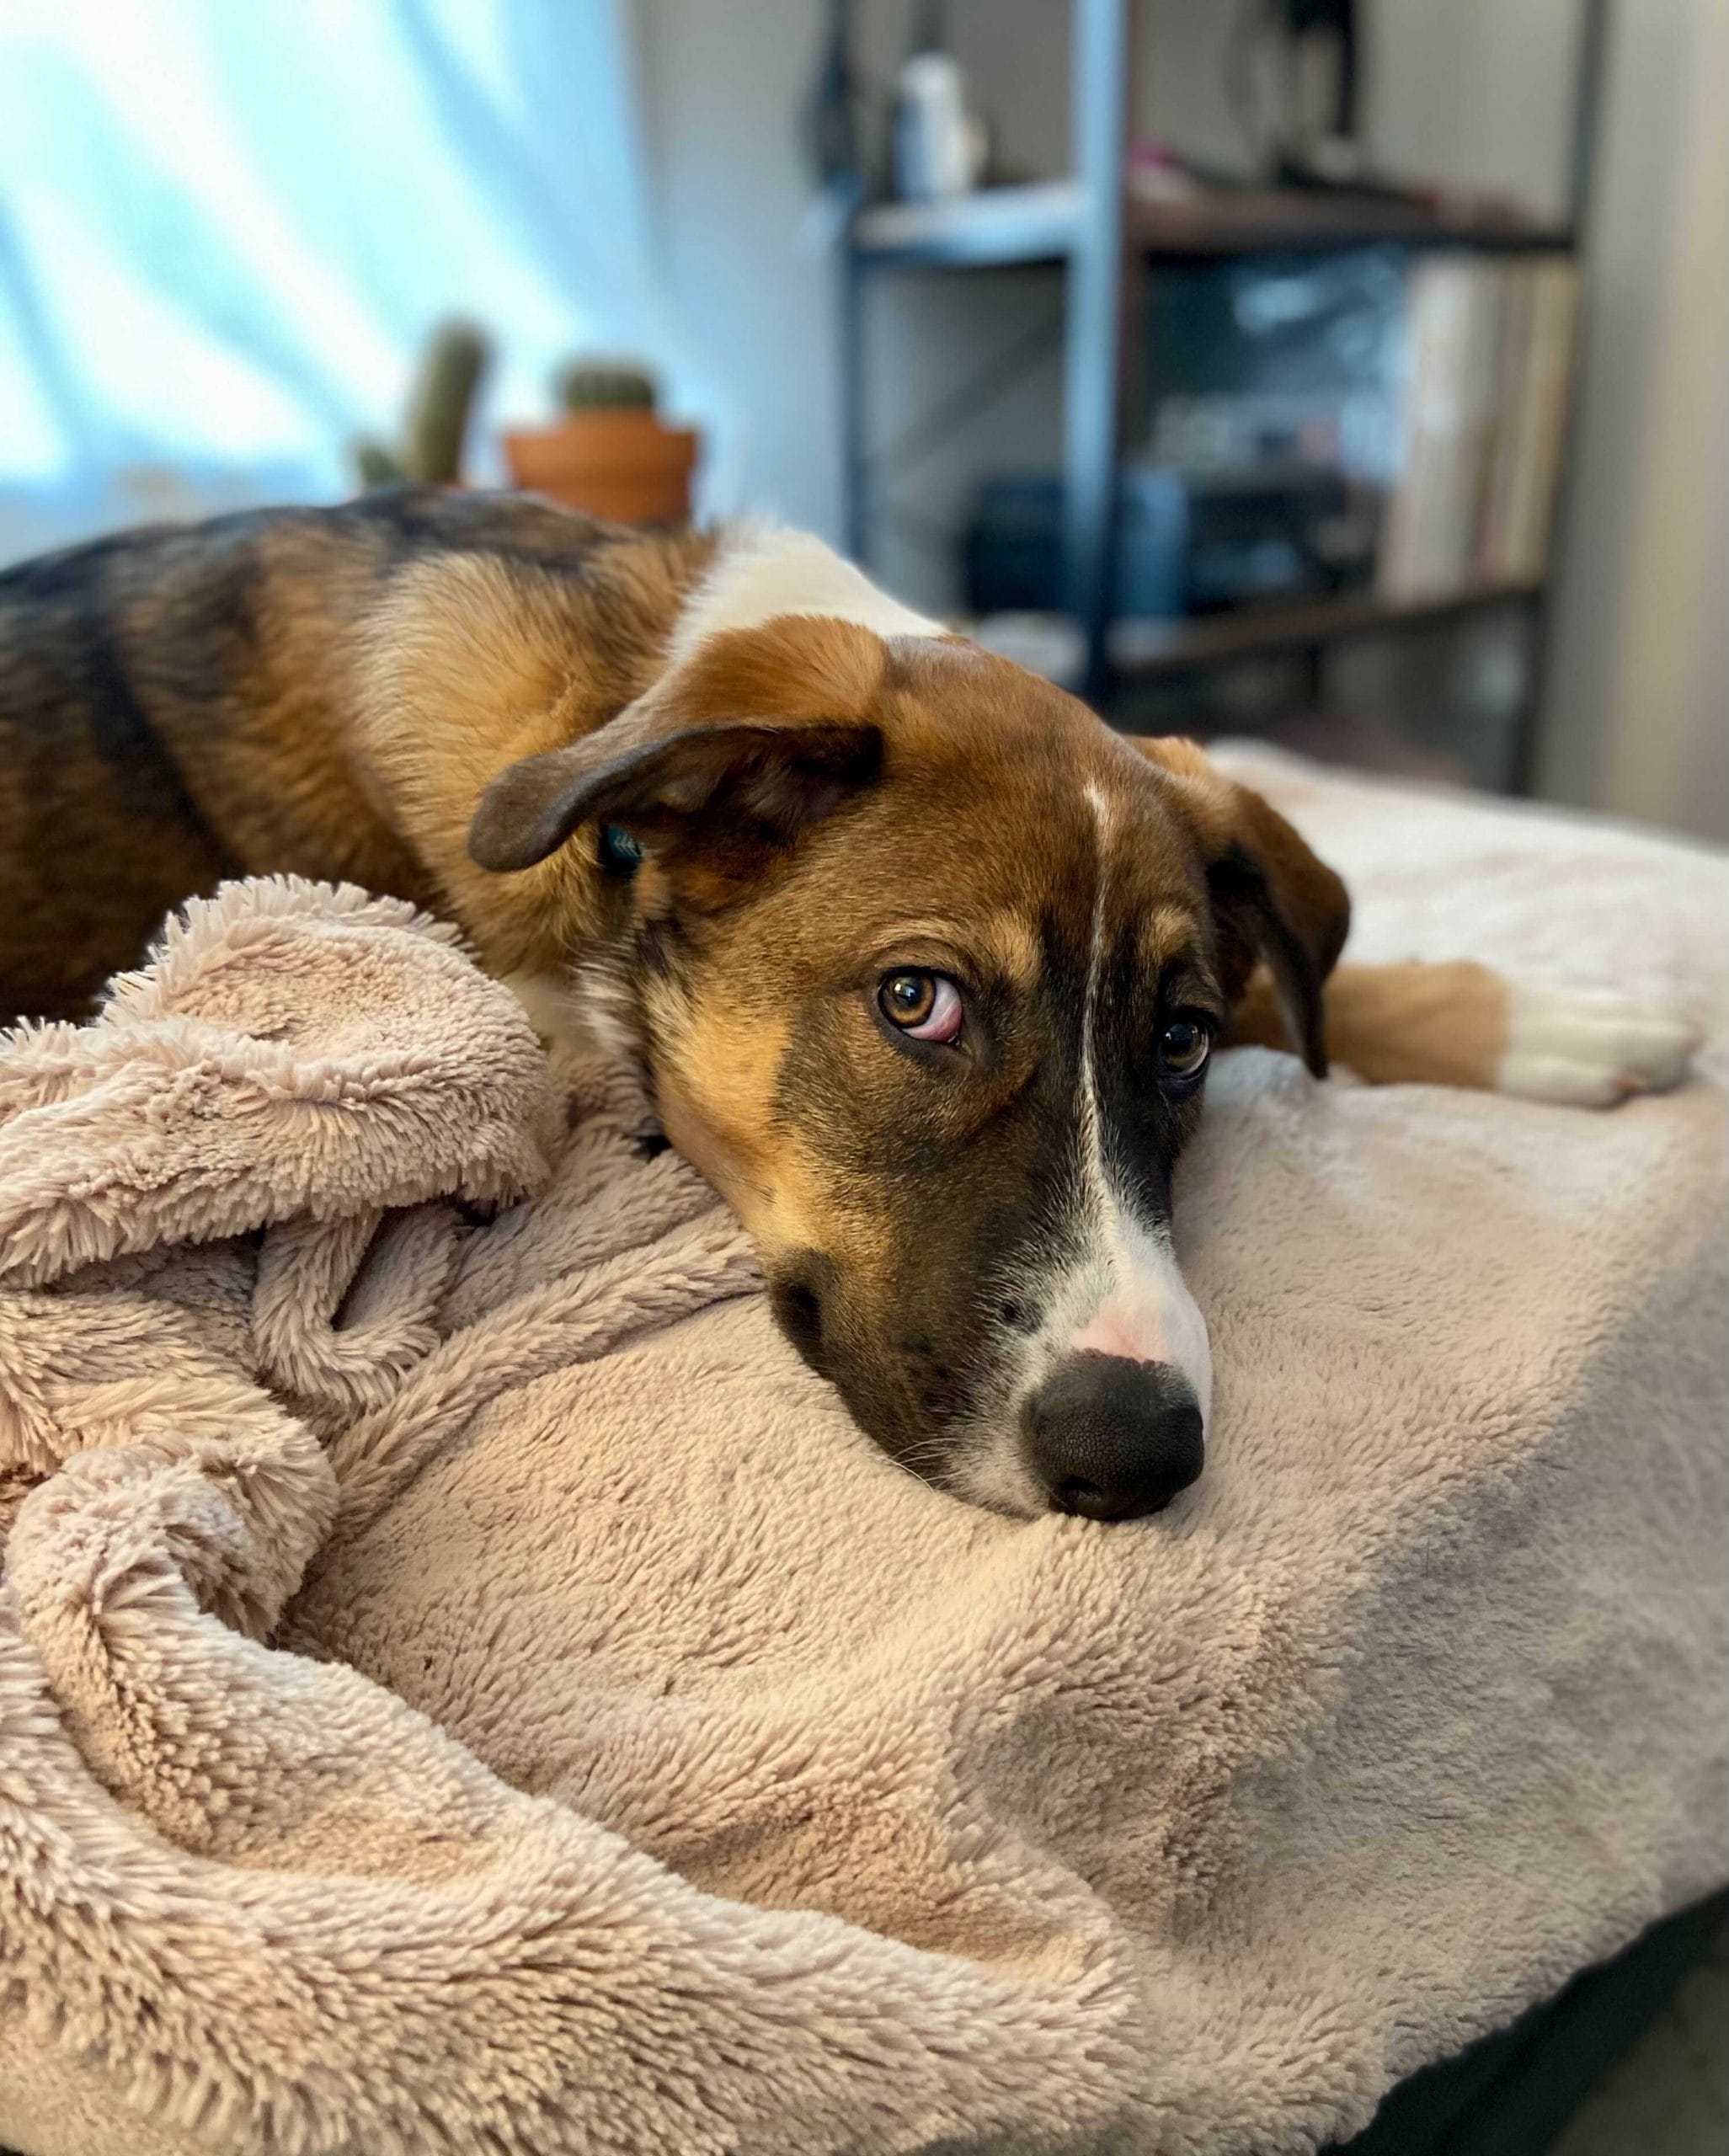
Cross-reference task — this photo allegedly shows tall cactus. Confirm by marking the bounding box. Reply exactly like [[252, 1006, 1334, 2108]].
[[354, 319, 491, 490], [403, 321, 489, 482]]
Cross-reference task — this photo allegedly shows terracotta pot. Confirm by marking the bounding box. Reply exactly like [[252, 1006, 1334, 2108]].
[[501, 410, 699, 525]]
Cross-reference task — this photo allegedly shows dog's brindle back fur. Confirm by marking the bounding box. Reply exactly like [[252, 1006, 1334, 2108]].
[[0, 492, 714, 1018]]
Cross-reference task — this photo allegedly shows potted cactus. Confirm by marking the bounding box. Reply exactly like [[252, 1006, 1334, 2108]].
[[502, 360, 699, 524]]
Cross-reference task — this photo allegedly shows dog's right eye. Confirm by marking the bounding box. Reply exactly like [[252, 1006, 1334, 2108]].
[[1156, 1015, 1213, 1082], [878, 970, 963, 1045]]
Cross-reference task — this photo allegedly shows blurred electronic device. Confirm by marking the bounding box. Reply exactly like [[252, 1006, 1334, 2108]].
[[1151, 388, 1372, 478], [1227, 0, 1363, 189], [962, 462, 1371, 622], [1270, 0, 1363, 188], [1143, 252, 1406, 479]]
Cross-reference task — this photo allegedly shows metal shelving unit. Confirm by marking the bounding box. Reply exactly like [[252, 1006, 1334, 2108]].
[[836, 0, 1609, 790]]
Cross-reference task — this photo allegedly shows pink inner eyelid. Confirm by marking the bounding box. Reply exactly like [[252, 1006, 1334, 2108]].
[[904, 976, 963, 1042]]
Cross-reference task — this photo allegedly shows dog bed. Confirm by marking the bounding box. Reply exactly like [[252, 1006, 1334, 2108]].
[[1, 750, 1724, 2156]]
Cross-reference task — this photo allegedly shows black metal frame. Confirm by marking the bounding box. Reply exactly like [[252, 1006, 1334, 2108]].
[[835, 0, 1609, 792]]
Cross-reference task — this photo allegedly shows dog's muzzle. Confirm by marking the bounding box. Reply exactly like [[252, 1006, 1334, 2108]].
[[1021, 1352, 1205, 1521]]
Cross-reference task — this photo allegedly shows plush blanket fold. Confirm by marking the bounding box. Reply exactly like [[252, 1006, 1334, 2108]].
[[1, 756, 1724, 2156]]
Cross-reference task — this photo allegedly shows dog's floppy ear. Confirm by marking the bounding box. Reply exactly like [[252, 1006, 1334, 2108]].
[[1204, 787, 1351, 1078], [1135, 738, 1350, 1077], [468, 616, 887, 883]]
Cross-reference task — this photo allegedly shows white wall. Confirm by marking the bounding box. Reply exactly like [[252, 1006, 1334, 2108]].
[[632, 0, 843, 536], [1365, 0, 1577, 219], [1538, 0, 1728, 842]]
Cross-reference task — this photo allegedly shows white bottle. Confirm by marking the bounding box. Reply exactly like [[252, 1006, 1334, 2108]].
[[893, 51, 976, 203]]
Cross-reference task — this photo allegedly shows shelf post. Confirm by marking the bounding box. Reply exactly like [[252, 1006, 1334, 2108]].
[[824, 0, 870, 564], [1063, 0, 1134, 707], [839, 221, 869, 565]]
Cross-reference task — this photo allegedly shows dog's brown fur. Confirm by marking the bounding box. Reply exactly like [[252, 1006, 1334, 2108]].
[[0, 490, 1680, 1509]]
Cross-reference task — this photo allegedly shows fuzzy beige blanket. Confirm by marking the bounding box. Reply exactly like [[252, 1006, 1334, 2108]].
[[2, 755, 1725, 2156]]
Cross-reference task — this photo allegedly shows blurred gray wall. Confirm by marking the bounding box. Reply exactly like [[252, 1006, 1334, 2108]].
[[1538, 0, 1726, 842]]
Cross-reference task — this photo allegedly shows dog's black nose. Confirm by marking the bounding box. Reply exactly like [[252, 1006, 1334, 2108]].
[[1022, 1352, 1204, 1521]]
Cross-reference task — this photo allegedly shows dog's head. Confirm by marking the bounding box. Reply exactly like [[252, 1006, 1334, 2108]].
[[469, 617, 1347, 1519]]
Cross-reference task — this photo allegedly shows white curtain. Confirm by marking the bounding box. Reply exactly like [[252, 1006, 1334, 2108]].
[[0, 0, 728, 563]]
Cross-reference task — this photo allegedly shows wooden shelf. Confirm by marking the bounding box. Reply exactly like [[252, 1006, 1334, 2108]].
[[965, 580, 1544, 688], [1129, 187, 1572, 261], [851, 181, 1572, 271], [1110, 579, 1544, 678]]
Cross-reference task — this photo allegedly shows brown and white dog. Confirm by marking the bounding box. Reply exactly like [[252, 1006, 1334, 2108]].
[[0, 493, 1698, 1518]]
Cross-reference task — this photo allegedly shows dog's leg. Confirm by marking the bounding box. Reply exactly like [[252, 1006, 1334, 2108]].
[[1228, 959, 1700, 1105]]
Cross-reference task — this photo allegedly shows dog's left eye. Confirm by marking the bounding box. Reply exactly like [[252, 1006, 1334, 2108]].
[[1157, 1016, 1212, 1081], [879, 969, 963, 1045]]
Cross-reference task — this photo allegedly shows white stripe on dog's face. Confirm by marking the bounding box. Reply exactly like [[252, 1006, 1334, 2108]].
[[1054, 783, 1212, 1409], [947, 782, 1214, 1516], [1066, 1216, 1214, 1406], [1065, 784, 1215, 1406]]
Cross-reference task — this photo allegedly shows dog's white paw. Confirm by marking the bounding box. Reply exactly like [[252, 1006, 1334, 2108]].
[[1498, 984, 1702, 1107]]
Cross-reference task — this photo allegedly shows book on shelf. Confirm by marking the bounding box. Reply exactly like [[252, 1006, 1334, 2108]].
[[1485, 257, 1580, 582], [1379, 253, 1579, 601]]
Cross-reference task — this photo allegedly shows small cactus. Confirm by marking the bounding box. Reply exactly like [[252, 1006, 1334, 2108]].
[[354, 440, 408, 489], [353, 319, 490, 492], [554, 360, 658, 415]]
